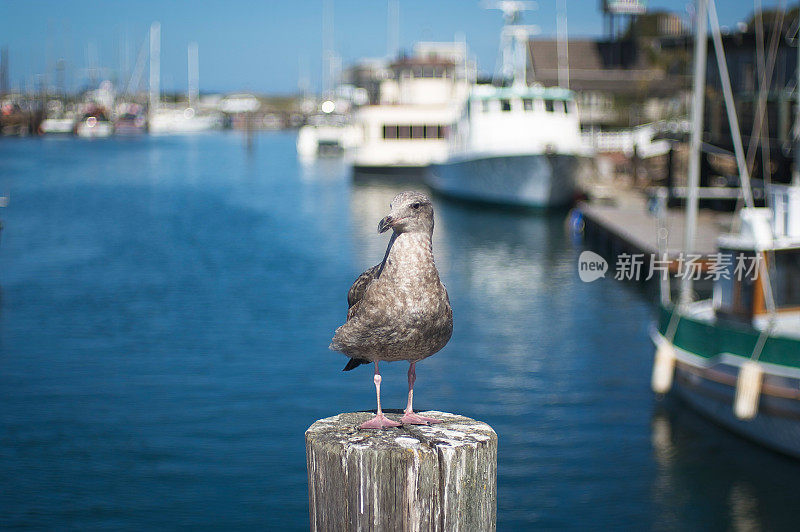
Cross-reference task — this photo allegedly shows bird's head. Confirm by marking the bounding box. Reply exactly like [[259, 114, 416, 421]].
[[378, 191, 434, 236]]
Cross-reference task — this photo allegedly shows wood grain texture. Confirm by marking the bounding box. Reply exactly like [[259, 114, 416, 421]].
[[306, 411, 497, 532]]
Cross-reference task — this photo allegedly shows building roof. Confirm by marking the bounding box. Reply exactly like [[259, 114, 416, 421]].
[[527, 39, 684, 96]]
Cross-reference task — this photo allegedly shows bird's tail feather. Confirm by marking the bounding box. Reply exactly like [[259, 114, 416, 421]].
[[343, 358, 369, 371]]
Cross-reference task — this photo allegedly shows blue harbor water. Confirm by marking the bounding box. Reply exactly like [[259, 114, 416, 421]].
[[2, 132, 800, 530]]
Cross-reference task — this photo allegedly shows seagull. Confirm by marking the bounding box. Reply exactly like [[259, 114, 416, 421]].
[[330, 191, 453, 429]]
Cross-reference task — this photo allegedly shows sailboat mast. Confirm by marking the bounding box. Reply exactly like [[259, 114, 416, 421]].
[[795, 24, 800, 186], [149, 21, 160, 113], [680, 0, 708, 305], [188, 42, 198, 109]]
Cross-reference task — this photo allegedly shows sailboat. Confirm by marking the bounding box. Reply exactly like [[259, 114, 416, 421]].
[[651, 0, 800, 458], [296, 0, 361, 159], [147, 28, 222, 134], [427, 1, 586, 208]]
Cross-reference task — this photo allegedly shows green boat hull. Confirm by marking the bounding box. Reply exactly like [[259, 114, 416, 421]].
[[655, 305, 800, 458]]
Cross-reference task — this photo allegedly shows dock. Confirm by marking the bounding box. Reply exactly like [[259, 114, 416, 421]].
[[577, 188, 734, 274]]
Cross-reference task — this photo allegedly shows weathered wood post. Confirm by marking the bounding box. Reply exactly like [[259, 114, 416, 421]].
[[306, 411, 497, 531]]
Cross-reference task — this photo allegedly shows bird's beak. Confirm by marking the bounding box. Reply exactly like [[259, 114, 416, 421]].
[[378, 215, 393, 234]]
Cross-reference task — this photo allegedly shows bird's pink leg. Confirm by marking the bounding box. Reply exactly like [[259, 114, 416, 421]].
[[360, 361, 401, 430], [400, 362, 441, 425]]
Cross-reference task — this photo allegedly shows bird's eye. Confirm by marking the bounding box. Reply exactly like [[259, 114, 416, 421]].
[[411, 202, 421, 210]]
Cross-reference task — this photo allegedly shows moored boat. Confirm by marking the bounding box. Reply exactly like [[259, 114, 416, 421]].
[[297, 111, 361, 159], [650, 0, 800, 458], [652, 186, 800, 457], [429, 84, 584, 208], [39, 116, 77, 135], [350, 42, 472, 177], [114, 103, 147, 136], [75, 108, 113, 138], [427, 2, 586, 208]]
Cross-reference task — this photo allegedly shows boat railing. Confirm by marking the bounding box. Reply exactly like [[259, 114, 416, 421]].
[[768, 183, 800, 239]]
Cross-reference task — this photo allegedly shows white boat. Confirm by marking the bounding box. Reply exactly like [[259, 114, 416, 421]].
[[428, 2, 585, 208], [39, 100, 78, 135], [39, 116, 77, 135], [429, 84, 584, 208], [351, 42, 472, 176], [76, 111, 113, 138], [147, 30, 223, 135], [297, 113, 361, 159], [148, 107, 223, 134]]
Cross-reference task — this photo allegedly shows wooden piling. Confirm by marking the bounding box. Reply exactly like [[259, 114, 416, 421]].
[[305, 411, 497, 532]]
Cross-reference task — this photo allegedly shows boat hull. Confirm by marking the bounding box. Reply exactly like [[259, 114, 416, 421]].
[[39, 118, 76, 135], [76, 121, 113, 138], [671, 362, 800, 458], [654, 305, 800, 459], [428, 153, 578, 208]]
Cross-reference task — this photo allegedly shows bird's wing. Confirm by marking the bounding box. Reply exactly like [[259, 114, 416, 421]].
[[345, 233, 396, 317], [347, 264, 381, 311]]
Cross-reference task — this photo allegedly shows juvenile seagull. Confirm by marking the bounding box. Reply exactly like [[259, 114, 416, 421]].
[[330, 191, 453, 429]]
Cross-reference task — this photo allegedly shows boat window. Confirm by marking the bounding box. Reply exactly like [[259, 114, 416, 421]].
[[523, 98, 534, 111], [772, 249, 800, 308], [382, 125, 398, 139], [424, 125, 437, 139], [501, 99, 511, 112], [715, 250, 757, 318], [411, 125, 425, 139], [545, 100, 555, 112], [438, 125, 449, 139], [715, 251, 736, 311], [482, 100, 491, 113], [398, 125, 411, 139]]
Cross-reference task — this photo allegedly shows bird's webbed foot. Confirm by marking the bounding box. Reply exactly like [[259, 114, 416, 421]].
[[359, 413, 402, 430]]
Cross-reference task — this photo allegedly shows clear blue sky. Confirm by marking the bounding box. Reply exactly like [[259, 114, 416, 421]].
[[0, 0, 783, 95]]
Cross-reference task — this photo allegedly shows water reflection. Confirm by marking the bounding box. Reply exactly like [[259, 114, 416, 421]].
[[651, 402, 800, 530]]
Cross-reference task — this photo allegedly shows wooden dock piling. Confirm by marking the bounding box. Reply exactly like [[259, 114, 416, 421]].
[[305, 411, 497, 531]]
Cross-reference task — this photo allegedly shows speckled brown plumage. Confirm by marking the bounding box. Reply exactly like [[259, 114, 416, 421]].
[[330, 191, 453, 368]]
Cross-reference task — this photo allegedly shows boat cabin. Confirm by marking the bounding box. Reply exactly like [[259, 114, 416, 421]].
[[448, 85, 583, 156], [714, 185, 800, 331]]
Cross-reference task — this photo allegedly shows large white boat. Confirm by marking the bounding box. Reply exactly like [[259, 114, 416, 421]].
[[351, 42, 472, 176], [428, 2, 585, 208], [429, 84, 584, 208]]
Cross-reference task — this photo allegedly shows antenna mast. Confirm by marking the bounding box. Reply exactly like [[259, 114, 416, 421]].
[[489, 1, 538, 86]]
